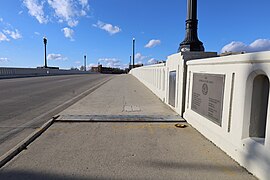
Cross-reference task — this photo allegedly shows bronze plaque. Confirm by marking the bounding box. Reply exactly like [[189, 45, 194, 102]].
[[169, 71, 176, 107], [191, 73, 225, 126]]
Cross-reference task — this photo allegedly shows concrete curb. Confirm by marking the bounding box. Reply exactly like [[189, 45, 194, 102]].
[[0, 76, 114, 144], [0, 116, 56, 168], [0, 76, 114, 169]]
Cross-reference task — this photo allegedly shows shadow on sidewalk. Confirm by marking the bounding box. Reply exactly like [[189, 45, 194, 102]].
[[0, 170, 128, 180], [131, 159, 248, 173]]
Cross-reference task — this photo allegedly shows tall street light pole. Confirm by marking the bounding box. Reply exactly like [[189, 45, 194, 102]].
[[132, 38, 135, 68], [129, 55, 132, 69], [43, 37, 48, 68], [178, 0, 204, 52], [84, 55, 87, 71]]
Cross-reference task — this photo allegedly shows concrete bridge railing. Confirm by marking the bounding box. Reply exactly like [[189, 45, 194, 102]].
[[130, 63, 166, 102], [130, 51, 270, 180], [0, 67, 93, 78]]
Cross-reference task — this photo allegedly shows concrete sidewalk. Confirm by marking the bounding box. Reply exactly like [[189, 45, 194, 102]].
[[0, 75, 256, 179]]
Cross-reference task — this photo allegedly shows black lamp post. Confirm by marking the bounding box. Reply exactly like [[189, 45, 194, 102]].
[[43, 37, 48, 68], [84, 55, 87, 71], [132, 38, 135, 68], [178, 0, 204, 52], [129, 55, 132, 69]]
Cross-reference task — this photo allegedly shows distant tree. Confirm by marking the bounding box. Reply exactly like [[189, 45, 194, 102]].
[[70, 67, 79, 71], [80, 65, 85, 71]]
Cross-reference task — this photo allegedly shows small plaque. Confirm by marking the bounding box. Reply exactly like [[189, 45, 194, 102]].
[[191, 73, 225, 126], [169, 71, 177, 107]]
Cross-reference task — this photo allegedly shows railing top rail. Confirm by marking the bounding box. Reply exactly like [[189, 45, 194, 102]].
[[187, 51, 270, 66]]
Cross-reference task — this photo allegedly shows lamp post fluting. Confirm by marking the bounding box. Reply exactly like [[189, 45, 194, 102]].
[[178, 0, 204, 52], [43, 37, 48, 68]]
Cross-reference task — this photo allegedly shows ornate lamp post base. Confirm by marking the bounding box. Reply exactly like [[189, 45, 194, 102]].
[[179, 41, 204, 52], [178, 0, 204, 52]]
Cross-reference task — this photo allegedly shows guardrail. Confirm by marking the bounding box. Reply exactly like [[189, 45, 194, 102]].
[[0, 67, 93, 79], [130, 51, 270, 180]]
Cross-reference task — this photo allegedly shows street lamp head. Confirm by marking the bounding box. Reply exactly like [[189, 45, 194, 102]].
[[43, 37, 47, 45]]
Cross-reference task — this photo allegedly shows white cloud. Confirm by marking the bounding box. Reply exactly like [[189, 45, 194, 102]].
[[23, 0, 48, 24], [67, 20, 79, 27], [88, 63, 98, 69], [147, 58, 158, 65], [34, 32, 40, 35], [48, 0, 89, 27], [3, 29, 22, 40], [145, 39, 161, 48], [62, 27, 74, 40], [136, 61, 143, 65], [135, 53, 147, 61], [79, 0, 88, 8], [0, 57, 9, 62], [221, 39, 270, 53], [23, 0, 89, 27], [48, 0, 74, 26], [93, 21, 121, 35], [47, 53, 67, 60], [98, 58, 121, 68], [0, 19, 22, 41], [0, 32, 9, 42], [249, 39, 270, 52], [75, 61, 81, 64], [98, 58, 128, 69]]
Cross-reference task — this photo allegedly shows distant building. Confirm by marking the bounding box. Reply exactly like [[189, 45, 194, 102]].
[[91, 65, 102, 73], [91, 65, 126, 74]]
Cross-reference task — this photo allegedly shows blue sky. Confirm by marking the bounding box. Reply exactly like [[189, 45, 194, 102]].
[[0, 0, 270, 69]]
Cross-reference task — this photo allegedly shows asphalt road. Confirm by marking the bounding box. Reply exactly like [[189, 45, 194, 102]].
[[0, 74, 113, 156]]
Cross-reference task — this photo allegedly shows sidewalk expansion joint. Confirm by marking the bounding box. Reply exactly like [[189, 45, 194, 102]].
[[55, 115, 186, 123]]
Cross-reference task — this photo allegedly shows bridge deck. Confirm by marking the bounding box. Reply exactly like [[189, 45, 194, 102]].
[[0, 75, 256, 179]]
